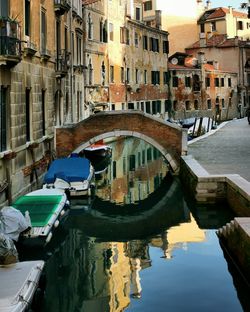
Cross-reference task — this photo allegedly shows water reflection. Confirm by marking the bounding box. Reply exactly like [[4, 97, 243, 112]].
[[18, 136, 248, 312], [94, 137, 169, 205]]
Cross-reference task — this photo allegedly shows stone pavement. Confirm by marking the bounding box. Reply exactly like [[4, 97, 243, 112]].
[[188, 117, 250, 182]]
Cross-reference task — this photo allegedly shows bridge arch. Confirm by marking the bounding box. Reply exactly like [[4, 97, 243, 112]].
[[55, 111, 187, 172]]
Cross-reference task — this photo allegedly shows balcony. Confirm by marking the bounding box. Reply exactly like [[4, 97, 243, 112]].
[[54, 0, 71, 15], [40, 48, 51, 61], [0, 18, 21, 66], [23, 39, 37, 56], [55, 50, 70, 78]]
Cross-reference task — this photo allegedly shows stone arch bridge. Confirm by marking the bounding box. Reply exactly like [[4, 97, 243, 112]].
[[55, 111, 187, 172]]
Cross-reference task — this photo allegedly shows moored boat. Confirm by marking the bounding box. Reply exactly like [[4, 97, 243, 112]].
[[43, 157, 95, 197], [83, 141, 112, 161], [12, 188, 69, 245], [0, 260, 45, 312]]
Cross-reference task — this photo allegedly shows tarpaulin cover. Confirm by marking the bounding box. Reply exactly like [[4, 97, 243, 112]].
[[0, 206, 30, 241], [43, 157, 91, 184], [13, 195, 63, 227]]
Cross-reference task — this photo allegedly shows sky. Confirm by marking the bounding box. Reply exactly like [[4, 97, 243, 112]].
[[211, 0, 245, 10]]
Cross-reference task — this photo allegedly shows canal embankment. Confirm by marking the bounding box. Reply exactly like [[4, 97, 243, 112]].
[[180, 117, 250, 281]]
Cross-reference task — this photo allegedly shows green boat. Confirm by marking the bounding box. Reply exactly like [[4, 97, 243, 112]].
[[13, 188, 69, 244]]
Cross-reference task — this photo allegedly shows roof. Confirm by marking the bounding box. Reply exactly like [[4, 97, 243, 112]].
[[82, 0, 100, 5], [186, 34, 239, 49], [198, 7, 247, 23], [44, 157, 91, 184]]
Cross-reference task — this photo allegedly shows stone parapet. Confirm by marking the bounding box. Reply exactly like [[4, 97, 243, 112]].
[[180, 155, 250, 216], [217, 218, 250, 282]]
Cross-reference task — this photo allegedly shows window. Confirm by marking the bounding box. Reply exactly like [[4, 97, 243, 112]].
[[173, 100, 178, 111], [150, 37, 159, 52], [100, 20, 107, 42], [205, 77, 210, 87], [237, 21, 243, 30], [126, 67, 130, 83], [126, 28, 130, 45], [41, 9, 46, 53], [185, 76, 191, 87], [134, 32, 139, 47], [88, 60, 93, 85], [228, 77, 232, 87], [172, 76, 178, 87], [135, 68, 140, 84], [207, 99, 212, 109], [151, 71, 160, 85], [25, 88, 31, 142], [121, 67, 124, 83], [211, 21, 216, 31], [221, 78, 224, 87], [0, 0, 9, 17], [141, 102, 144, 111], [101, 61, 106, 85], [109, 23, 114, 41], [200, 23, 205, 33], [193, 74, 200, 91], [136, 7, 141, 21], [215, 77, 220, 87], [25, 0, 30, 36], [152, 101, 157, 114], [88, 13, 93, 39], [164, 72, 169, 85], [110, 65, 114, 83], [42, 89, 46, 136], [144, 1, 152, 11], [76, 35, 82, 64], [120, 27, 125, 43], [143, 35, 148, 50], [0, 87, 7, 152], [185, 100, 191, 111], [194, 99, 199, 110], [221, 98, 225, 108], [144, 70, 147, 84], [146, 101, 151, 113], [64, 27, 68, 52], [128, 102, 134, 109], [163, 40, 169, 54]]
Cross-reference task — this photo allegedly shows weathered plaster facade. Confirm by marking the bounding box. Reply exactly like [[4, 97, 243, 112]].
[[168, 53, 238, 121], [0, 0, 85, 206]]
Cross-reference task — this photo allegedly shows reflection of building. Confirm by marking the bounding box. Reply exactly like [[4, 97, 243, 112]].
[[95, 137, 169, 204], [150, 215, 206, 259]]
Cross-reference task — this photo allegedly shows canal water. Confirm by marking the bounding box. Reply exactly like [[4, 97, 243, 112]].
[[19, 137, 249, 312]]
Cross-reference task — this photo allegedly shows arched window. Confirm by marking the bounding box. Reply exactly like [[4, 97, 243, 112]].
[[88, 13, 93, 40], [101, 61, 106, 85], [88, 59, 93, 85]]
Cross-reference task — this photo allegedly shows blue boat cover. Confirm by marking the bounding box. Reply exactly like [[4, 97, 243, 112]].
[[44, 158, 91, 184]]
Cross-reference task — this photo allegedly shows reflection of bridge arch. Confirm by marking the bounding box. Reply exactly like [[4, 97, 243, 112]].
[[55, 111, 187, 172], [67, 178, 190, 241]]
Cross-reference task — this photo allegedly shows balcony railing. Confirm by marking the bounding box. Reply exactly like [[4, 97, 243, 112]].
[[55, 50, 70, 77], [0, 18, 21, 65], [54, 0, 71, 15]]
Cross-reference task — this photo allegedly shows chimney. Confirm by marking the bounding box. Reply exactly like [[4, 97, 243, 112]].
[[155, 10, 162, 30], [199, 32, 206, 48], [213, 61, 219, 70], [206, 0, 211, 10], [228, 6, 233, 15], [198, 51, 206, 66]]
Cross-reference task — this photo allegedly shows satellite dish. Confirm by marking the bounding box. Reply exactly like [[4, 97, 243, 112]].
[[171, 58, 178, 65]]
